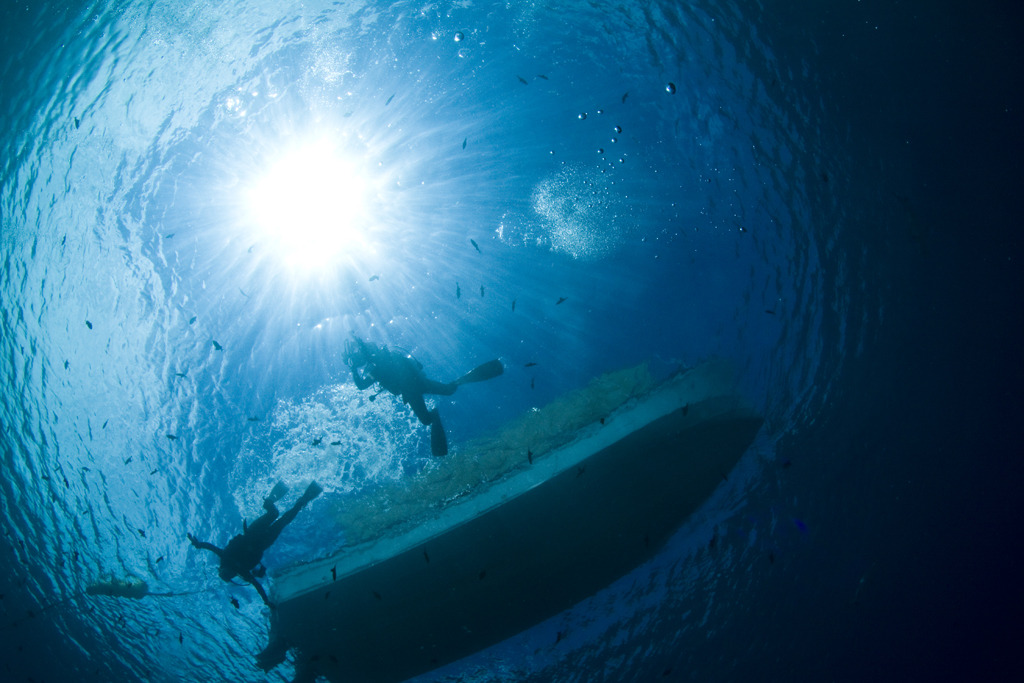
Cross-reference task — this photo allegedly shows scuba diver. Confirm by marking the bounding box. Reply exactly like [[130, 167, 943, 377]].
[[344, 337, 504, 456], [187, 480, 322, 607]]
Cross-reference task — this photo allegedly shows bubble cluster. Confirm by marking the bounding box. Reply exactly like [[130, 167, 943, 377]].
[[231, 382, 425, 511], [528, 164, 628, 260]]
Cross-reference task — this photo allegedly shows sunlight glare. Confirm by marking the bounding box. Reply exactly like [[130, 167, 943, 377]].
[[247, 142, 373, 269]]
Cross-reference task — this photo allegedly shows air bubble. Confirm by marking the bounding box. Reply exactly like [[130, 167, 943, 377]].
[[454, 31, 464, 42], [597, 148, 605, 155], [614, 125, 622, 134], [578, 112, 587, 120], [666, 82, 676, 94]]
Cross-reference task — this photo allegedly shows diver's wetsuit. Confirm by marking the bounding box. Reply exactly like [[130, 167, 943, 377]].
[[188, 481, 321, 605], [347, 341, 455, 455]]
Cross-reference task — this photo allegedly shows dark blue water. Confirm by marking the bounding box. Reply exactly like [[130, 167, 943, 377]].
[[2, 1, 1020, 681]]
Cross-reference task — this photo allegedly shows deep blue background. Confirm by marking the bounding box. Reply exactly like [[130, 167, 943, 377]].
[[754, 1, 1024, 678]]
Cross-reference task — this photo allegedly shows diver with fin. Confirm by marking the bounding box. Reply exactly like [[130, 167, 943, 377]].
[[187, 480, 322, 607], [344, 337, 504, 456]]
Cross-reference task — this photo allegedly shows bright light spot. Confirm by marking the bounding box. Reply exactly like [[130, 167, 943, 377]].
[[246, 141, 374, 269]]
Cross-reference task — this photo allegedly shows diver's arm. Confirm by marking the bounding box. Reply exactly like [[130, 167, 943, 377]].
[[350, 365, 375, 390], [187, 533, 224, 558], [241, 568, 272, 606]]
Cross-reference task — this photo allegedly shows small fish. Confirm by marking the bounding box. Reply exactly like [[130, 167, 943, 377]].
[[64, 360, 69, 370], [212, 340, 223, 351], [101, 419, 108, 429], [385, 93, 395, 106], [156, 556, 164, 564], [556, 296, 567, 305], [530, 377, 535, 389], [324, 591, 330, 601], [164, 232, 174, 239], [423, 550, 430, 563], [555, 631, 564, 644], [599, 417, 605, 425], [149, 469, 158, 476], [765, 309, 776, 315], [462, 137, 467, 149], [330, 440, 341, 446], [188, 316, 196, 325], [511, 299, 516, 312], [478, 569, 487, 580], [178, 632, 183, 644], [174, 372, 187, 378], [137, 529, 146, 538], [239, 288, 250, 298], [230, 597, 240, 609], [372, 590, 382, 600], [124, 456, 133, 465], [769, 552, 775, 564], [85, 320, 93, 329], [576, 465, 586, 477], [311, 437, 322, 447], [480, 285, 485, 298], [470, 238, 480, 252], [524, 362, 537, 367], [536, 74, 549, 80], [456, 282, 461, 299], [621, 91, 629, 103], [247, 416, 260, 422], [369, 274, 380, 281], [166, 434, 177, 441], [74, 117, 80, 129], [517, 75, 528, 85], [248, 244, 255, 253], [527, 449, 533, 464], [331, 566, 337, 581]]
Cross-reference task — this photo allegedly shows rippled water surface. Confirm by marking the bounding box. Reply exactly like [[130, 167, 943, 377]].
[[2, 1, 1021, 681]]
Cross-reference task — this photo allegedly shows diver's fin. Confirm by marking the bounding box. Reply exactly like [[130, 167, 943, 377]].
[[430, 411, 448, 456], [453, 359, 504, 386], [300, 481, 323, 505], [267, 481, 288, 503]]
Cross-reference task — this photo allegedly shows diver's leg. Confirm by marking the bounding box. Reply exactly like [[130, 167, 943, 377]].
[[263, 482, 323, 547], [422, 378, 457, 396], [246, 507, 278, 537], [406, 393, 433, 424]]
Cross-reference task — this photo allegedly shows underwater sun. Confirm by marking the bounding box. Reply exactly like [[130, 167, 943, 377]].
[[246, 141, 374, 270]]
